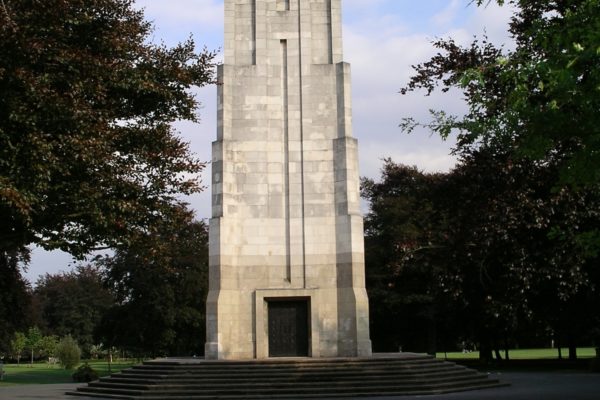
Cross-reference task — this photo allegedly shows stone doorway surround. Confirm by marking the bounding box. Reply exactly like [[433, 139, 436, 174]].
[[255, 289, 319, 359]]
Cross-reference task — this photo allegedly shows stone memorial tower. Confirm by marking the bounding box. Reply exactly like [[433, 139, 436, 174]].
[[205, 0, 371, 359]]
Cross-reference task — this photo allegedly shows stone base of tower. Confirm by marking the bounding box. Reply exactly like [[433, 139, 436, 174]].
[[205, 284, 371, 360]]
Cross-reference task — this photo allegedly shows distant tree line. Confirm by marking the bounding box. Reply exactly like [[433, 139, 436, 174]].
[[1, 215, 208, 362], [363, 156, 600, 362]]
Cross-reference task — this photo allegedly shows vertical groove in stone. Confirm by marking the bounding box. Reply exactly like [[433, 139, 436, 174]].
[[327, 0, 333, 64], [252, 0, 257, 65], [281, 39, 291, 283], [298, 0, 307, 289]]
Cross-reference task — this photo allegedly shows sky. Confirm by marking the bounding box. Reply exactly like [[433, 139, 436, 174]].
[[25, 0, 514, 283]]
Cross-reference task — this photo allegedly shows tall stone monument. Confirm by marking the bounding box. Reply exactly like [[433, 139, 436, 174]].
[[206, 0, 371, 359]]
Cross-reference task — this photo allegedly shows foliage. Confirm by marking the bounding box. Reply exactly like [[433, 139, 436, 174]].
[[38, 335, 58, 360], [0, 0, 216, 259], [401, 0, 600, 188], [442, 148, 599, 361], [56, 336, 81, 370], [0, 249, 32, 357], [9, 332, 26, 364], [33, 265, 115, 356], [361, 161, 448, 353], [362, 156, 600, 361], [96, 209, 209, 357], [71, 363, 99, 382], [24, 327, 42, 366], [394, 0, 600, 361]]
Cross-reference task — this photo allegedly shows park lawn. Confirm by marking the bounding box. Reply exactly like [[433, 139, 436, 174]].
[[0, 360, 137, 387], [437, 347, 597, 360]]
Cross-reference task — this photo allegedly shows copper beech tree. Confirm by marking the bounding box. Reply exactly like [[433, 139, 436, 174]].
[[0, 0, 216, 262]]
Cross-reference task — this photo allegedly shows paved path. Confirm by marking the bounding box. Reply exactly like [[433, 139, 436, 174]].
[[0, 371, 599, 400]]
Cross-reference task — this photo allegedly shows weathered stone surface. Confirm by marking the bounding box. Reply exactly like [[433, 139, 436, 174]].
[[206, 0, 371, 360]]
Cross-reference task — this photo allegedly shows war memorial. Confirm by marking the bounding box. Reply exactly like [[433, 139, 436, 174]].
[[205, 0, 371, 360], [68, 1, 505, 397]]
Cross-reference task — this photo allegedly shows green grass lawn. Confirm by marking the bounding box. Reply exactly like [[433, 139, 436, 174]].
[[437, 347, 597, 360], [0, 360, 137, 387]]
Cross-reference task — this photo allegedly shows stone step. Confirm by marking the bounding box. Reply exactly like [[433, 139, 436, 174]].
[[69, 379, 505, 400], [89, 371, 489, 390], [143, 354, 431, 366], [105, 370, 476, 387], [67, 355, 507, 399], [124, 360, 457, 375], [134, 360, 443, 372], [116, 363, 463, 378], [101, 367, 476, 385]]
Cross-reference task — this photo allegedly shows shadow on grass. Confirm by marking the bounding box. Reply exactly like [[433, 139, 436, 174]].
[[0, 360, 137, 386]]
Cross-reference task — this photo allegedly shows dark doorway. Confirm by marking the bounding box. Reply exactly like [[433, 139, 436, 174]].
[[268, 299, 309, 357]]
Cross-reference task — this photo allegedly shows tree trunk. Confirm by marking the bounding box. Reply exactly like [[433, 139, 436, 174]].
[[479, 335, 493, 365], [568, 346, 577, 360], [30, 349, 33, 367], [427, 315, 437, 356], [494, 347, 503, 361], [568, 335, 577, 360]]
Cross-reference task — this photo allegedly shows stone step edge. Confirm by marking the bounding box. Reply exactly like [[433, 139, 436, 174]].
[[66, 382, 508, 400], [89, 375, 490, 391]]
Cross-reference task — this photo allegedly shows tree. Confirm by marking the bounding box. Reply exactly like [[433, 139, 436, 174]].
[[38, 335, 58, 361], [9, 331, 26, 364], [97, 208, 209, 357], [397, 0, 600, 360], [438, 147, 600, 362], [56, 335, 81, 370], [0, 248, 32, 357], [0, 0, 216, 263], [361, 161, 449, 354], [362, 154, 600, 362], [24, 326, 42, 366], [402, 0, 600, 189], [34, 265, 115, 356]]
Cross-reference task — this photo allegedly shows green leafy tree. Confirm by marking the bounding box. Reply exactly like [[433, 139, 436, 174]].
[[39, 335, 58, 361], [56, 335, 81, 370], [0, 248, 32, 357], [0, 0, 216, 263], [33, 265, 115, 356], [361, 161, 449, 354], [402, 0, 600, 189], [397, 0, 600, 361], [9, 331, 26, 364], [97, 208, 209, 357], [363, 154, 600, 362], [440, 148, 600, 361], [24, 326, 42, 366]]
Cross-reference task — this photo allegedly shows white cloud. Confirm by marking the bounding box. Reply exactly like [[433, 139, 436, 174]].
[[431, 0, 463, 28], [135, 0, 223, 29], [342, 0, 513, 182]]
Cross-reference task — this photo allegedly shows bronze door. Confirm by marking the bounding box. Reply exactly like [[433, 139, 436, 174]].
[[268, 300, 309, 357]]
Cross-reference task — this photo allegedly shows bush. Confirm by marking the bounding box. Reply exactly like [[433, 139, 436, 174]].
[[72, 363, 99, 382], [56, 336, 81, 370]]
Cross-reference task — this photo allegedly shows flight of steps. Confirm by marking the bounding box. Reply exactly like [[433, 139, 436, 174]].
[[67, 354, 507, 399]]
